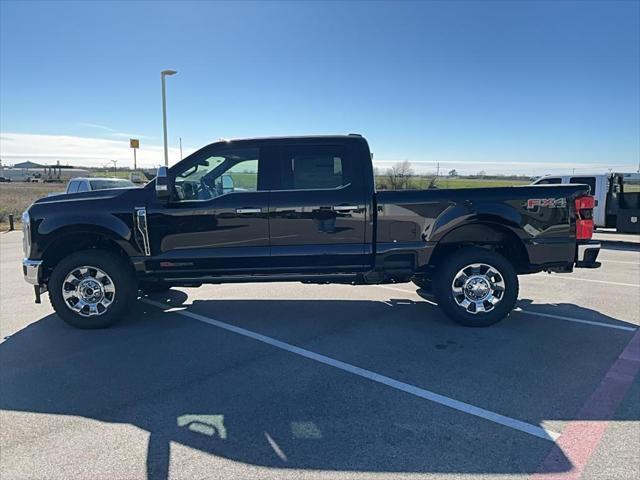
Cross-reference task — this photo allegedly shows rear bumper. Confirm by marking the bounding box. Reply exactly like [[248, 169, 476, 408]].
[[575, 241, 601, 268]]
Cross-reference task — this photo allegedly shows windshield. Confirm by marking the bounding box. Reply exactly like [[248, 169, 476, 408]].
[[89, 179, 135, 190]]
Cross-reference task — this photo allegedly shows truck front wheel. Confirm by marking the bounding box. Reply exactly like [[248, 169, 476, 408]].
[[49, 250, 136, 329], [433, 247, 518, 327]]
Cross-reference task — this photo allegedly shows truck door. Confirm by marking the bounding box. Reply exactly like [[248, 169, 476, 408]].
[[146, 146, 273, 276], [268, 143, 369, 272]]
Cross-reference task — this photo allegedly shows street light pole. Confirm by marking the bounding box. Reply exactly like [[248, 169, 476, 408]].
[[161, 70, 177, 167]]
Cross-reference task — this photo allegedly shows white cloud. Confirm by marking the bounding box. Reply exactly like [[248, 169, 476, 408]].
[[110, 132, 156, 140], [76, 122, 116, 132], [0, 132, 194, 168], [1, 131, 636, 176], [76, 123, 152, 140]]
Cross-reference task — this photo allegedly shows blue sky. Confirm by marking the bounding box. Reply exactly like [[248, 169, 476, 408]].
[[1, 0, 638, 175]]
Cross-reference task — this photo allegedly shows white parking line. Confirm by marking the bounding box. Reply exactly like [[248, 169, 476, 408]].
[[601, 260, 640, 265], [531, 275, 639, 288], [374, 285, 637, 332], [514, 309, 637, 332], [598, 250, 640, 258], [142, 298, 560, 442]]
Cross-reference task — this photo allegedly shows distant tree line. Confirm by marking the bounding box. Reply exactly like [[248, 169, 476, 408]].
[[374, 161, 530, 190]]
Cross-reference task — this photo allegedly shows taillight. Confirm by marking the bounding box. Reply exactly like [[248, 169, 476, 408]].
[[575, 196, 595, 210], [575, 195, 594, 240]]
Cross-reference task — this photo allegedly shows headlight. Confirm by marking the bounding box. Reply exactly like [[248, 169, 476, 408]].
[[22, 210, 31, 258]]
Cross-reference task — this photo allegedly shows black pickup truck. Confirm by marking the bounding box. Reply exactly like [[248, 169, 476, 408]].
[[22, 134, 601, 329]]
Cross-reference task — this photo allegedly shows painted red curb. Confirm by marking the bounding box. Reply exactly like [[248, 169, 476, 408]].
[[531, 330, 640, 480]]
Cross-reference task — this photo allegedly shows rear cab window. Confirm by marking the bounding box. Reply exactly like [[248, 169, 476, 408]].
[[89, 179, 134, 190], [535, 177, 562, 185], [570, 176, 596, 195], [275, 144, 352, 191]]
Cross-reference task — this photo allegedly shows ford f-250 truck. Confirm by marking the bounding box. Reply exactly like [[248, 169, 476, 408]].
[[22, 135, 601, 329]]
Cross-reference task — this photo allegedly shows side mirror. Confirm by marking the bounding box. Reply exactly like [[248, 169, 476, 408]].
[[221, 174, 234, 194], [155, 166, 170, 201]]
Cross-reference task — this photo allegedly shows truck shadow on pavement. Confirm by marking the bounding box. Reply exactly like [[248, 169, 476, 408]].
[[1, 290, 638, 479]]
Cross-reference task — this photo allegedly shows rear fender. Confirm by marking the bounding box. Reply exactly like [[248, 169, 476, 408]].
[[429, 202, 523, 243]]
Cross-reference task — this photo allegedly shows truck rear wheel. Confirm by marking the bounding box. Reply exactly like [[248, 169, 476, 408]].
[[433, 247, 518, 327], [49, 250, 136, 329]]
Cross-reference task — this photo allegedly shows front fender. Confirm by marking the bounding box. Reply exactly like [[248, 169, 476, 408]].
[[32, 213, 139, 259]]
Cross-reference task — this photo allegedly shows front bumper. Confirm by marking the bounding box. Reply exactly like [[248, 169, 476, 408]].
[[575, 241, 601, 268], [23, 258, 43, 285]]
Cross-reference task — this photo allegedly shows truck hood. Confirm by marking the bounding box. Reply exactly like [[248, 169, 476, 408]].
[[32, 187, 144, 206]]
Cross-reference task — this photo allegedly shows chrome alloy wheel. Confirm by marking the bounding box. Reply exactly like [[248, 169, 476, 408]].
[[451, 263, 505, 314], [61, 266, 116, 317]]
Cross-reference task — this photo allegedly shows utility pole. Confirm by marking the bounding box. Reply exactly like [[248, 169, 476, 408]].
[[111, 159, 118, 177], [161, 70, 177, 167], [179, 137, 183, 160]]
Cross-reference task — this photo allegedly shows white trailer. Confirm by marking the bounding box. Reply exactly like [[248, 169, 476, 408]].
[[531, 172, 640, 233]]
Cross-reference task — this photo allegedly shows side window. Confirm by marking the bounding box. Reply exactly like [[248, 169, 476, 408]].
[[173, 148, 261, 202], [278, 145, 350, 190], [77, 181, 89, 192], [622, 176, 640, 193], [67, 180, 79, 193], [536, 177, 562, 185], [570, 176, 596, 195]]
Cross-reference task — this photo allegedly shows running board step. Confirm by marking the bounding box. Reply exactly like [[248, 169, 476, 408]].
[[165, 273, 362, 285]]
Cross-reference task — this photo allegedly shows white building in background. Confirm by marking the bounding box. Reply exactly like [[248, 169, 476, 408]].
[[0, 160, 89, 182]]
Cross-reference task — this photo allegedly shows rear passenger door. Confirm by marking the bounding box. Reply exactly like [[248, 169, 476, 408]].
[[268, 143, 369, 272]]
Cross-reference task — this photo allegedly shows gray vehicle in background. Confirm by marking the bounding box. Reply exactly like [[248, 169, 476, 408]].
[[65, 177, 135, 194]]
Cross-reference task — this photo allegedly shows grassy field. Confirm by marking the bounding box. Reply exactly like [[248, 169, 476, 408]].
[[423, 177, 529, 188], [0, 182, 66, 227], [375, 176, 530, 189]]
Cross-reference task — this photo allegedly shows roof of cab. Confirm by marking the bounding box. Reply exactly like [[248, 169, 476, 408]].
[[205, 134, 367, 149]]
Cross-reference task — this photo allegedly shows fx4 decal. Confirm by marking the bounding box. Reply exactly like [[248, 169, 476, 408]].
[[526, 198, 567, 209]]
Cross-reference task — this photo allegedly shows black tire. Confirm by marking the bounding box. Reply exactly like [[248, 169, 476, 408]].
[[433, 247, 518, 327], [139, 281, 172, 294], [49, 250, 136, 329]]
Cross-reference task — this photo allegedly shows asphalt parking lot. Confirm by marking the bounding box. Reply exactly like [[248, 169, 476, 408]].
[[1, 230, 639, 480]]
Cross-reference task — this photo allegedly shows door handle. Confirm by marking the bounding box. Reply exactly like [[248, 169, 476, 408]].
[[236, 208, 261, 214], [332, 205, 359, 212]]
